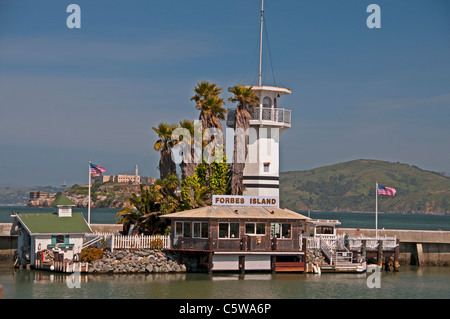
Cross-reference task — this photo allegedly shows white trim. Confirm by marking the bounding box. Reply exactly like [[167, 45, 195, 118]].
[[218, 222, 240, 239]]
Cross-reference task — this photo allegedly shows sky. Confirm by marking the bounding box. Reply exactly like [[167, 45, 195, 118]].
[[0, 0, 449, 186]]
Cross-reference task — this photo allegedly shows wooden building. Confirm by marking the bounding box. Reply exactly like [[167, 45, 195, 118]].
[[161, 204, 310, 274], [11, 194, 92, 267]]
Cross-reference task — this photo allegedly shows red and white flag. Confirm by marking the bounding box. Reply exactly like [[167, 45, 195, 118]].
[[377, 184, 396, 196]]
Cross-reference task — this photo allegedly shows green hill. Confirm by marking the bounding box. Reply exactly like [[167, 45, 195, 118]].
[[280, 159, 450, 215]]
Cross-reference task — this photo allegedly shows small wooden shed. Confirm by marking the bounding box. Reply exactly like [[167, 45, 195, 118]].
[[11, 195, 92, 266]]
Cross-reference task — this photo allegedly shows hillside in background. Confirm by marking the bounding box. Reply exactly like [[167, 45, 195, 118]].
[[280, 159, 450, 215], [0, 186, 62, 206]]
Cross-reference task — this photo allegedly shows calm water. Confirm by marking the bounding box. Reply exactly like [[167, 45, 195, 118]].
[[2, 206, 449, 231], [0, 265, 449, 299]]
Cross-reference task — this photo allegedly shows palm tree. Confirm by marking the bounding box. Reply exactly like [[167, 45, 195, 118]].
[[228, 85, 259, 195], [191, 81, 227, 184], [115, 184, 161, 235], [115, 175, 180, 235], [191, 80, 226, 132], [153, 122, 179, 180]]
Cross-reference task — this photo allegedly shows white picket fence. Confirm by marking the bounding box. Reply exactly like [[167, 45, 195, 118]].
[[85, 233, 171, 251]]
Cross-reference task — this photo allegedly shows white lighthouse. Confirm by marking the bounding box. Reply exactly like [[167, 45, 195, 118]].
[[226, 0, 292, 200]]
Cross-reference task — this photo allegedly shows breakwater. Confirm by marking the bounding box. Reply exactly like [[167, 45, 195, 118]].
[[88, 249, 188, 274]]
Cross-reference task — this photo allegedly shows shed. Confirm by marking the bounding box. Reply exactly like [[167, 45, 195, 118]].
[[11, 194, 92, 266]]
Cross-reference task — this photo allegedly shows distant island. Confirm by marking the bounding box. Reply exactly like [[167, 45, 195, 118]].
[[280, 159, 450, 215], [1, 159, 448, 215]]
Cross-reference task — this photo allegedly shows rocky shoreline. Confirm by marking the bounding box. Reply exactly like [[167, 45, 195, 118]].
[[88, 249, 187, 274]]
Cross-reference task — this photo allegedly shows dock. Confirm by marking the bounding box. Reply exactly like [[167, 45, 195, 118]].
[[34, 250, 89, 273]]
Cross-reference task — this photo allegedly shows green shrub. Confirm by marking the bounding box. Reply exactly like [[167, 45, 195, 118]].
[[80, 247, 104, 263], [149, 237, 164, 250]]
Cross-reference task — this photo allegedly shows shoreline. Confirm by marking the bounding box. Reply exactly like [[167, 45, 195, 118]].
[[2, 205, 449, 216]]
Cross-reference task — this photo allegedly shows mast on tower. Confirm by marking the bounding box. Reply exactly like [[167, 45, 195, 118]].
[[258, 0, 264, 86], [226, 0, 293, 201]]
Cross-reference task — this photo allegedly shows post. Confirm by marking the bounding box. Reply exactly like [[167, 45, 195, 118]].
[[88, 158, 92, 225], [208, 252, 213, 275], [377, 239, 383, 270], [239, 256, 246, 275], [394, 239, 400, 272], [258, 0, 264, 86], [375, 182, 378, 238], [271, 256, 276, 273], [111, 234, 115, 252]]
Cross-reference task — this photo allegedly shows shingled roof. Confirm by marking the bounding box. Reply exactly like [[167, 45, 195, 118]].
[[161, 205, 310, 220], [13, 213, 92, 235]]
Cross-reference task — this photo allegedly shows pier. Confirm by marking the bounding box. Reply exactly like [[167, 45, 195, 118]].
[[34, 250, 89, 273]]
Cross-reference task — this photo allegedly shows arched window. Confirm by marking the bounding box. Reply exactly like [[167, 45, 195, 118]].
[[262, 96, 272, 108]]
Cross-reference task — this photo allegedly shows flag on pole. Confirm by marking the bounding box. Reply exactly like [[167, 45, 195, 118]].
[[377, 184, 396, 196], [90, 163, 106, 176]]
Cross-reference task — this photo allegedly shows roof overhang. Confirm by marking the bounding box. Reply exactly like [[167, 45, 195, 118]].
[[161, 205, 310, 221]]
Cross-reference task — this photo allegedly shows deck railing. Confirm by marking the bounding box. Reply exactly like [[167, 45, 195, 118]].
[[227, 107, 291, 126], [85, 233, 171, 251]]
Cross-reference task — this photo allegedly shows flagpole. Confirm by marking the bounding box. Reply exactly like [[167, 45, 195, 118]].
[[88, 158, 91, 226], [375, 182, 378, 238]]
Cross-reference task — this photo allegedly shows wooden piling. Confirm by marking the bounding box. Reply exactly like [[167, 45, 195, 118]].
[[394, 239, 400, 272], [239, 256, 245, 274]]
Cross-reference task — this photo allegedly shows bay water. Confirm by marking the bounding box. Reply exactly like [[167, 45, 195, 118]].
[[1, 206, 449, 300], [1, 206, 449, 231]]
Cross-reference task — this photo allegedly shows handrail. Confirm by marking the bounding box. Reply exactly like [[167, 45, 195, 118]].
[[227, 107, 291, 126], [319, 238, 334, 265]]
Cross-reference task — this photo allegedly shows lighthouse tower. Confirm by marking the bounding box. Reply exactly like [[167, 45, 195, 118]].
[[227, 0, 292, 201]]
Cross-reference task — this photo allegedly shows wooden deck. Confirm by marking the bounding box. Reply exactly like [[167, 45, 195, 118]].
[[35, 251, 89, 273], [274, 261, 305, 272]]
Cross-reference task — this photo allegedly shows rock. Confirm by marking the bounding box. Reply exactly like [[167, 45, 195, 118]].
[[88, 248, 187, 274]]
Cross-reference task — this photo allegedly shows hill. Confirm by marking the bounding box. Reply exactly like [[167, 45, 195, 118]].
[[280, 159, 450, 215], [0, 186, 62, 206]]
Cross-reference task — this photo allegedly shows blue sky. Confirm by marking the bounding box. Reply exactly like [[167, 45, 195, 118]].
[[0, 0, 449, 186]]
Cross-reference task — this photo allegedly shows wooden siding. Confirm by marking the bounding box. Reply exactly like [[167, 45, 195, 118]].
[[170, 218, 305, 253]]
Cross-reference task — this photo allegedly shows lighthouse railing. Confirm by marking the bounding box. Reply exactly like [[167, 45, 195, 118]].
[[227, 107, 291, 126]]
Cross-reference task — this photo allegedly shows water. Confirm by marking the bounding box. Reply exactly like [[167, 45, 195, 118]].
[[2, 206, 449, 231], [0, 265, 448, 299], [305, 211, 450, 231], [1, 206, 119, 224], [1, 206, 449, 300]]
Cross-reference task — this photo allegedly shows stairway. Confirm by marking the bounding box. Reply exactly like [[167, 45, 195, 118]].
[[319, 238, 366, 272]]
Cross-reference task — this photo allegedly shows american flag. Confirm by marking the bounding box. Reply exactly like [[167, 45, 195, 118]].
[[378, 184, 396, 196], [90, 163, 106, 176]]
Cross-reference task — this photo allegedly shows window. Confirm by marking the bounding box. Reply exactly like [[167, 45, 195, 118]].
[[56, 235, 65, 244], [245, 223, 265, 235], [316, 226, 334, 235], [175, 221, 191, 238], [271, 223, 291, 239], [219, 223, 240, 239], [263, 96, 272, 108], [193, 222, 208, 238]]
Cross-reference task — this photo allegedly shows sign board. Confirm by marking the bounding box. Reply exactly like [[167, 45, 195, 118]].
[[212, 195, 279, 207]]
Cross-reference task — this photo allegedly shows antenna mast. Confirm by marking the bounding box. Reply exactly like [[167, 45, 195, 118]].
[[258, 0, 264, 86]]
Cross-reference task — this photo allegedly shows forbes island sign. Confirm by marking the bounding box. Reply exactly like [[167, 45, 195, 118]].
[[212, 195, 279, 207]]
